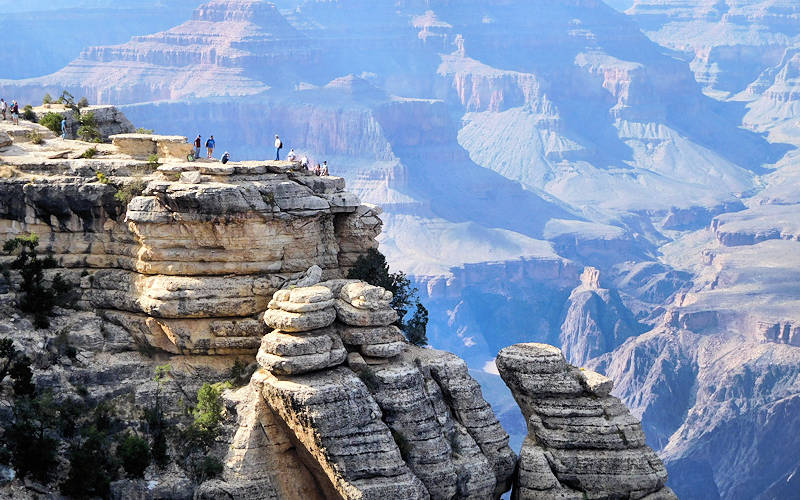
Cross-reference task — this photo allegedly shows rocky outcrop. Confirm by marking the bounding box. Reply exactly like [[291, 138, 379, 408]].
[[559, 267, 644, 366], [497, 343, 675, 499], [0, 107, 380, 358], [211, 281, 517, 499]]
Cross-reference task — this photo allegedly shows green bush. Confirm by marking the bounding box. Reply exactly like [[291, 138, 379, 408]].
[[77, 97, 89, 108], [114, 177, 148, 207], [5, 393, 60, 483], [136, 127, 154, 134], [146, 153, 160, 170], [347, 248, 429, 346], [42, 93, 53, 105], [117, 433, 151, 478], [96, 172, 110, 184], [0, 338, 35, 396], [28, 130, 44, 145], [21, 105, 36, 122], [79, 147, 97, 159], [2, 234, 72, 328], [61, 426, 118, 498], [77, 112, 100, 142], [39, 112, 64, 134]]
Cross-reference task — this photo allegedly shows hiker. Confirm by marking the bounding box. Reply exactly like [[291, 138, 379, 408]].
[[61, 117, 67, 139], [300, 155, 309, 170], [10, 100, 19, 125], [314, 163, 321, 176], [221, 151, 230, 164], [206, 135, 215, 158], [321, 161, 329, 176], [274, 135, 283, 161], [1, 99, 6, 120], [194, 135, 202, 159], [287, 148, 297, 162]]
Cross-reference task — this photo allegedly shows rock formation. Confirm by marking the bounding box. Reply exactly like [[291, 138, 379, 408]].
[[497, 343, 676, 499], [205, 280, 517, 499]]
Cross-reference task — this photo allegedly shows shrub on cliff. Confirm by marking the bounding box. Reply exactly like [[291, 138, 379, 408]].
[[42, 93, 53, 105], [2, 234, 73, 328], [61, 426, 119, 498], [77, 112, 100, 142], [77, 97, 89, 108], [39, 112, 63, 134], [21, 105, 36, 122], [117, 433, 151, 478], [5, 392, 60, 483], [347, 248, 429, 346], [114, 177, 148, 207], [0, 338, 35, 396]]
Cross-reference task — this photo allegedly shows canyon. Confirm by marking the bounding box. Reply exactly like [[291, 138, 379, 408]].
[[0, 112, 674, 498], [0, 1, 799, 498]]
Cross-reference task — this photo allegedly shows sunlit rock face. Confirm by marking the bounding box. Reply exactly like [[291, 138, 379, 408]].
[[2, 2, 800, 498]]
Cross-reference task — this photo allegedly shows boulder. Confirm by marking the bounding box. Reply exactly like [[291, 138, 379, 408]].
[[335, 300, 397, 327], [0, 131, 11, 150]]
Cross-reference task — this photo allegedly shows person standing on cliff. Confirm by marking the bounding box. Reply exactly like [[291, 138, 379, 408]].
[[61, 117, 67, 139], [274, 134, 283, 161], [206, 135, 215, 159], [10, 101, 19, 125], [1, 99, 6, 120], [321, 161, 329, 176], [194, 135, 202, 159]]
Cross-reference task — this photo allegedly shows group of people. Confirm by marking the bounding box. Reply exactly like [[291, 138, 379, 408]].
[[193, 134, 216, 159], [184, 133, 328, 174], [277, 135, 329, 176], [1, 98, 20, 124]]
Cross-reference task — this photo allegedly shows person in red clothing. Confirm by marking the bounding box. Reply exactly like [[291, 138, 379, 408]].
[[193, 135, 202, 159]]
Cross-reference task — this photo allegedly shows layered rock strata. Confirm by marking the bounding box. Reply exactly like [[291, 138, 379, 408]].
[[0, 112, 381, 357], [217, 282, 517, 499], [496, 343, 676, 500]]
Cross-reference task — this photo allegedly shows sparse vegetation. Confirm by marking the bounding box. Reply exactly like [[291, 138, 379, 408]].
[[117, 432, 151, 478], [39, 112, 64, 134], [347, 248, 429, 346], [2, 234, 72, 328], [21, 105, 36, 122], [96, 171, 110, 184], [79, 147, 97, 159], [77, 96, 89, 108], [262, 191, 276, 207], [114, 177, 148, 207], [77, 112, 100, 142], [146, 153, 160, 170], [136, 127, 154, 134], [42, 93, 53, 105], [28, 129, 44, 145]]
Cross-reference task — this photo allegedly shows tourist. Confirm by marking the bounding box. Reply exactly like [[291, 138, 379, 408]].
[[300, 155, 309, 170], [274, 134, 283, 161], [61, 117, 67, 139], [314, 163, 321, 176], [1, 99, 6, 120], [194, 135, 202, 159], [206, 135, 215, 158], [221, 151, 230, 164], [287, 148, 297, 162], [321, 161, 329, 176], [10, 100, 19, 125]]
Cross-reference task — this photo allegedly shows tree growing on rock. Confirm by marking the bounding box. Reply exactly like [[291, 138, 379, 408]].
[[2, 234, 73, 328], [347, 248, 429, 346]]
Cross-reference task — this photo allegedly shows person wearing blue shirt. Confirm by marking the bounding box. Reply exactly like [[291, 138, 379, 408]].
[[206, 135, 216, 159], [61, 118, 67, 139]]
